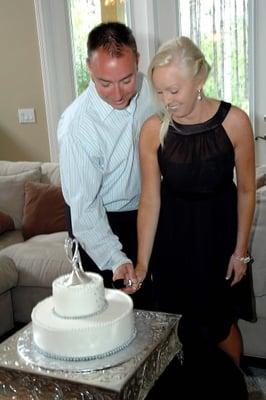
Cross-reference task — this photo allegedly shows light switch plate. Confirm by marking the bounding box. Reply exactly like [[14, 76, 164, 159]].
[[18, 108, 36, 123]]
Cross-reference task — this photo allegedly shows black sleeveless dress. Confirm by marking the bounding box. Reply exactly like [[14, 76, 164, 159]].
[[150, 101, 255, 347]]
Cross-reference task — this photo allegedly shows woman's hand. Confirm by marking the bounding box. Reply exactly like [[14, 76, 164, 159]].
[[225, 254, 248, 286], [134, 263, 148, 290]]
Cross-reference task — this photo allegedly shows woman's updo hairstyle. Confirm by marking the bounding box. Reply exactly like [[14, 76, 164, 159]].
[[148, 36, 211, 144]]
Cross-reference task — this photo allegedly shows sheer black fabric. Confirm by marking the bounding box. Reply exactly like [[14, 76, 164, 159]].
[[150, 101, 256, 346]]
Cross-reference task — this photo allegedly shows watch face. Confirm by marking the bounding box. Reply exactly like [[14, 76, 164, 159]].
[[234, 254, 253, 264], [244, 255, 253, 264]]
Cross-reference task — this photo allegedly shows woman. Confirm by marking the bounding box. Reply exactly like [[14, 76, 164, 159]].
[[135, 36, 255, 372]]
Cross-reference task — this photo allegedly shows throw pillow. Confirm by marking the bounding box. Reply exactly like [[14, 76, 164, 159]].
[[0, 211, 15, 234], [22, 181, 67, 240], [0, 168, 41, 229]]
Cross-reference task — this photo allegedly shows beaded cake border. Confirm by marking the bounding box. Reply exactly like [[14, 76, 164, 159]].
[[33, 328, 137, 361]]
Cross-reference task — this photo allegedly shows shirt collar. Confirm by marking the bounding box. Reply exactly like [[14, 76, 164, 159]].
[[88, 77, 139, 121]]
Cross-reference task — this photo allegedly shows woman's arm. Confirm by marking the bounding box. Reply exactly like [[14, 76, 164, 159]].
[[135, 115, 162, 282], [224, 106, 256, 286]]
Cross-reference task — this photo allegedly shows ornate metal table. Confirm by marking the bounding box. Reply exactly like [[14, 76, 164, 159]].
[[0, 310, 181, 399]]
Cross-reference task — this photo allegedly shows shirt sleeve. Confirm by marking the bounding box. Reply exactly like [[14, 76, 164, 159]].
[[58, 122, 132, 272]]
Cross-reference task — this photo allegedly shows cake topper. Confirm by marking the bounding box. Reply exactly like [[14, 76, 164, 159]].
[[64, 237, 91, 286]]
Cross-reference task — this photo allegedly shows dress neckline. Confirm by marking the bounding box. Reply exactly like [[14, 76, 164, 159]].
[[170, 101, 231, 135]]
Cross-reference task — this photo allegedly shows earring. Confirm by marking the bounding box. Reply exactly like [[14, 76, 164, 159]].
[[197, 89, 202, 101]]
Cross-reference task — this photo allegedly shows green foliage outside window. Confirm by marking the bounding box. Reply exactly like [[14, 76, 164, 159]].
[[69, 0, 127, 96], [179, 0, 249, 113], [68, 0, 102, 95], [69, 0, 249, 113]]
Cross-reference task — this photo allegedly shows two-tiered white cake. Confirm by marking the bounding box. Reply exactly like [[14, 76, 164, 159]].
[[31, 272, 136, 360]]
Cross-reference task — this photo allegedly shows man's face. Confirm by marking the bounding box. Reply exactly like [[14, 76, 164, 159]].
[[88, 47, 139, 109]]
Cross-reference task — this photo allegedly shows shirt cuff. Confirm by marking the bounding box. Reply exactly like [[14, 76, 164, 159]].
[[111, 258, 133, 274]]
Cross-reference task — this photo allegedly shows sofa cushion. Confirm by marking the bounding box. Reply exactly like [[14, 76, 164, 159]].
[[22, 181, 67, 240], [0, 232, 72, 287], [255, 165, 266, 189], [0, 211, 14, 234], [0, 230, 24, 251], [249, 185, 266, 296], [0, 169, 41, 229], [0, 161, 41, 175], [254, 295, 266, 319], [41, 162, 61, 185], [0, 255, 18, 293]]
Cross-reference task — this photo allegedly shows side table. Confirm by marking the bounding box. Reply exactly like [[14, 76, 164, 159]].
[[0, 310, 181, 399]]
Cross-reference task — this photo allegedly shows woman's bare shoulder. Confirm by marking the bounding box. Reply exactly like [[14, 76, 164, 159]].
[[224, 104, 252, 134], [223, 104, 254, 148], [140, 114, 161, 148], [227, 104, 251, 128], [142, 114, 162, 130]]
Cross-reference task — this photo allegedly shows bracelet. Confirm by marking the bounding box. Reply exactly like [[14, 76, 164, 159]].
[[233, 253, 252, 264]]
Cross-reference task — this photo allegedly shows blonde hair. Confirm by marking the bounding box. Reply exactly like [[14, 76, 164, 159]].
[[148, 36, 211, 145]]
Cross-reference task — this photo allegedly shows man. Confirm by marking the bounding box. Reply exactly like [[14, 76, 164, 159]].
[[57, 22, 155, 309]]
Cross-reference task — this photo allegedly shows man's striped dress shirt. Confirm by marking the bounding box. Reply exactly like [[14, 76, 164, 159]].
[[57, 73, 155, 271]]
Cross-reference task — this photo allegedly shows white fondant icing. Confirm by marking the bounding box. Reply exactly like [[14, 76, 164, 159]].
[[53, 272, 105, 318], [31, 283, 135, 359]]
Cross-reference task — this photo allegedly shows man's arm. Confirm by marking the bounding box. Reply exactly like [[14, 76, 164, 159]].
[[59, 131, 131, 272]]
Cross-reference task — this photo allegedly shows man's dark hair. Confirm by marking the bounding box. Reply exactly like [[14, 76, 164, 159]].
[[87, 22, 138, 59]]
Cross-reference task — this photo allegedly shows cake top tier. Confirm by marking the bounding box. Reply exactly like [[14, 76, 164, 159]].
[[53, 272, 106, 318]]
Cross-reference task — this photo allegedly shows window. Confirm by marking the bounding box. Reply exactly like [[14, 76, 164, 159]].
[[68, 0, 129, 95], [35, 0, 259, 163], [178, 0, 249, 112]]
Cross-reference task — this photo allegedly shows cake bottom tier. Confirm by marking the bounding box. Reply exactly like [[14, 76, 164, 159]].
[[31, 289, 135, 361]]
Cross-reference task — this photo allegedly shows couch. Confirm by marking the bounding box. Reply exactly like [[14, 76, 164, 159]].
[[0, 160, 265, 360], [239, 164, 266, 359], [0, 255, 18, 337], [0, 161, 71, 334]]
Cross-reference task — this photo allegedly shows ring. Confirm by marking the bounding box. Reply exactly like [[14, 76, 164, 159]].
[[127, 279, 132, 288], [138, 280, 143, 288]]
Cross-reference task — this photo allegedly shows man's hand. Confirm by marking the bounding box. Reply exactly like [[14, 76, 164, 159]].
[[112, 263, 139, 294]]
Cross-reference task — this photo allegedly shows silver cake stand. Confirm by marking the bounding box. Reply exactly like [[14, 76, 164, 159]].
[[17, 239, 154, 374], [17, 314, 153, 373]]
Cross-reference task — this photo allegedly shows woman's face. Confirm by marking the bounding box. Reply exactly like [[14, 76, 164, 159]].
[[152, 62, 201, 120]]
